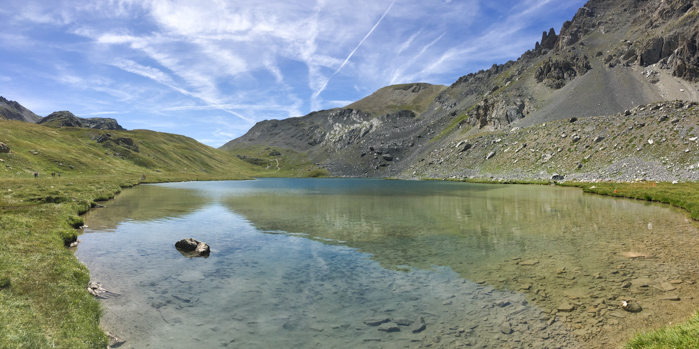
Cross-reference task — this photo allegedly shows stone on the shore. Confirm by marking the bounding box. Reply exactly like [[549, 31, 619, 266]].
[[175, 238, 210, 257]]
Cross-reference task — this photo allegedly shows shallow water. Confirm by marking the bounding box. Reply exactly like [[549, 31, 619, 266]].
[[77, 178, 699, 348]]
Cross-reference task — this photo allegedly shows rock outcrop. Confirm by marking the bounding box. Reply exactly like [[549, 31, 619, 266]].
[[93, 133, 140, 153], [535, 55, 591, 89], [0, 142, 9, 153], [38, 111, 125, 130]]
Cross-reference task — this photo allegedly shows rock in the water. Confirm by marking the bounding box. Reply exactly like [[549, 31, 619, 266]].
[[87, 281, 120, 299], [394, 318, 413, 326], [662, 294, 681, 301], [519, 259, 539, 266], [557, 302, 575, 312], [106, 331, 126, 348], [411, 316, 426, 333], [363, 317, 390, 326], [499, 321, 513, 334], [621, 300, 642, 313], [657, 282, 677, 292], [378, 322, 400, 332], [175, 238, 210, 257]]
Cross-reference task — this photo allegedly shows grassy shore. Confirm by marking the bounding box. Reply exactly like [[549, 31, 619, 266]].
[[0, 119, 257, 348], [3, 173, 699, 348], [0, 173, 251, 348]]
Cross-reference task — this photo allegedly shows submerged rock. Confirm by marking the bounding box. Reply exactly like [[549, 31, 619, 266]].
[[621, 300, 642, 313], [378, 322, 400, 332], [175, 238, 210, 257], [363, 317, 390, 326], [411, 316, 426, 333]]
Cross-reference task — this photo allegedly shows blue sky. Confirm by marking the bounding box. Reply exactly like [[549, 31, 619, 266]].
[[0, 0, 586, 147]]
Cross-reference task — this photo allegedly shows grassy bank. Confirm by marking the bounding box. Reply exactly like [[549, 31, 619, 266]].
[[0, 119, 255, 348], [0, 173, 250, 348], [561, 181, 699, 220]]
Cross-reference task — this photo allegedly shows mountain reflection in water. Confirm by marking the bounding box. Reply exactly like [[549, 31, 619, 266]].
[[78, 178, 699, 348]]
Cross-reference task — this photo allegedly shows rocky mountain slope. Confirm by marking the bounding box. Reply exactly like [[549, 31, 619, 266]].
[[0, 96, 41, 123], [38, 111, 124, 130], [223, 0, 699, 181]]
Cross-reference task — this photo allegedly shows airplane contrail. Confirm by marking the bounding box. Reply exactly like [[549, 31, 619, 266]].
[[312, 0, 396, 99]]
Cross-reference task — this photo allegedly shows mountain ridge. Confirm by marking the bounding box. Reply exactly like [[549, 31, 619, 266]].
[[0, 96, 41, 123], [223, 0, 699, 182]]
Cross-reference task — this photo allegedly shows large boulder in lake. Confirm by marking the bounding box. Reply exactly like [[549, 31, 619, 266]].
[[175, 238, 210, 257]]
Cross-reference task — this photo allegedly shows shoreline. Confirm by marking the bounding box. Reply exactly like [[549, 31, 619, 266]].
[[3, 174, 697, 347], [84, 176, 699, 349]]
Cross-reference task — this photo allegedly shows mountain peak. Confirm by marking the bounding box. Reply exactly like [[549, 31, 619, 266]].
[[0, 96, 42, 123]]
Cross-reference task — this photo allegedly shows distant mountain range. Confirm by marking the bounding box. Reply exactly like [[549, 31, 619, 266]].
[[223, 0, 699, 181], [0, 98, 124, 130], [4, 0, 699, 182]]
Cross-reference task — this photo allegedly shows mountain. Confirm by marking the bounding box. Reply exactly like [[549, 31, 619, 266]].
[[0, 96, 41, 123], [222, 0, 699, 181], [221, 82, 447, 177], [38, 111, 125, 130]]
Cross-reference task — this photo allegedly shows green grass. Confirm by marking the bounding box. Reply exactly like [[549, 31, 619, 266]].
[[0, 120, 257, 348], [562, 181, 699, 220], [223, 144, 329, 177], [626, 312, 699, 349]]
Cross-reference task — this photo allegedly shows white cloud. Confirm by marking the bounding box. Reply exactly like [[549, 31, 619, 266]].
[[0, 0, 587, 145]]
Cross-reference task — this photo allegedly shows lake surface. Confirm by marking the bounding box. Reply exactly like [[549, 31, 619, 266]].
[[77, 178, 699, 348]]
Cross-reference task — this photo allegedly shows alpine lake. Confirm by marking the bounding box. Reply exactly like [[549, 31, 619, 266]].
[[75, 178, 699, 348]]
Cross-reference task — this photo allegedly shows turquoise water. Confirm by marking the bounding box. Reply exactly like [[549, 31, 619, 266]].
[[77, 179, 699, 348]]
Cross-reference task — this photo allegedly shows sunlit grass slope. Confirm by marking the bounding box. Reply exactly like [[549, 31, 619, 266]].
[[0, 120, 257, 179], [0, 120, 255, 348]]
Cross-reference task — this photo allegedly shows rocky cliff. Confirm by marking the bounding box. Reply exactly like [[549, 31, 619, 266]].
[[224, 0, 699, 181], [0, 96, 41, 123]]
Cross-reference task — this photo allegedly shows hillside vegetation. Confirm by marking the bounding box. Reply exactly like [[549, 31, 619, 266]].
[[0, 120, 254, 348], [0, 120, 255, 180]]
